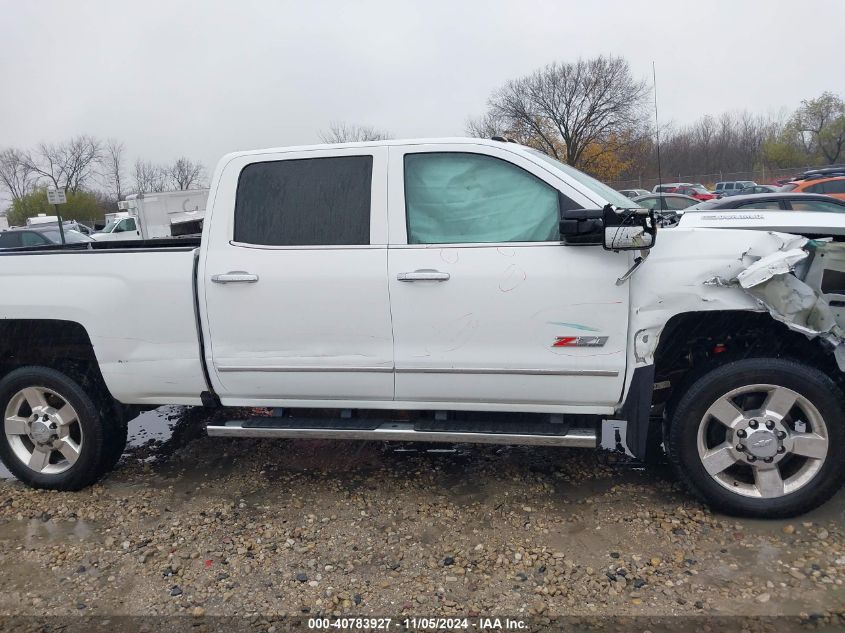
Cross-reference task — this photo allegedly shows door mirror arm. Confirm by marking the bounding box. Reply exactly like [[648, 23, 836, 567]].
[[615, 249, 650, 286]]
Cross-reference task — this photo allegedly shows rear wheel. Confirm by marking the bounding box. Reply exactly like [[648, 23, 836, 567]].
[[668, 358, 845, 517], [0, 366, 113, 490]]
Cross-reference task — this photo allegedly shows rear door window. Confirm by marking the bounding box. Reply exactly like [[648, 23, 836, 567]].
[[234, 156, 373, 246], [0, 232, 22, 248]]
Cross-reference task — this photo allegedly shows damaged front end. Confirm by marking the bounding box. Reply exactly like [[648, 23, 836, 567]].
[[710, 237, 845, 371]]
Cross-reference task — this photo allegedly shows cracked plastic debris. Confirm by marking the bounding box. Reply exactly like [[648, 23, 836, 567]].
[[731, 238, 845, 370]]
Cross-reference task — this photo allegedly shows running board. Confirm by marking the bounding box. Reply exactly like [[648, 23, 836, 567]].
[[206, 419, 597, 448]]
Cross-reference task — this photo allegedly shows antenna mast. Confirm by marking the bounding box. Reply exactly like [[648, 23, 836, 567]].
[[652, 61, 663, 191]]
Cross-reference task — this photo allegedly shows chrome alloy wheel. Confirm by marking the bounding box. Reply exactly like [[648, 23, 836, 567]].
[[697, 384, 828, 499], [3, 386, 83, 475]]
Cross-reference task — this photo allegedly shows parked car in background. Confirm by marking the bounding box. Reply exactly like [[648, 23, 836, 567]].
[[684, 193, 845, 213], [739, 185, 779, 195], [618, 188, 650, 198], [652, 182, 691, 194], [714, 181, 757, 197], [632, 193, 699, 226], [0, 227, 93, 249], [23, 217, 95, 236], [632, 193, 699, 211], [782, 176, 845, 201], [670, 184, 715, 201]]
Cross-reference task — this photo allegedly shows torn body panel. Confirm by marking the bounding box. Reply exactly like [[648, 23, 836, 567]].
[[738, 240, 845, 369], [626, 229, 845, 375]]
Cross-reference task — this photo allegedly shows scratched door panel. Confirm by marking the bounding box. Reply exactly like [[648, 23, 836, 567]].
[[388, 244, 630, 407]]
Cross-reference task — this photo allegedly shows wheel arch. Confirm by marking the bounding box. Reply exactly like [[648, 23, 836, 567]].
[[652, 310, 842, 414], [623, 309, 842, 461], [0, 319, 134, 422]]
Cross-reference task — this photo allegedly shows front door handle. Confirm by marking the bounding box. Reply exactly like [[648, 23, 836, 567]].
[[211, 271, 260, 284], [397, 269, 450, 282]]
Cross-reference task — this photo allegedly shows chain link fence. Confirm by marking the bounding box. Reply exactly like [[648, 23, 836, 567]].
[[609, 166, 817, 192]]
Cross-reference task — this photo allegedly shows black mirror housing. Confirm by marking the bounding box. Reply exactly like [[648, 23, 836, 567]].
[[560, 209, 604, 245]]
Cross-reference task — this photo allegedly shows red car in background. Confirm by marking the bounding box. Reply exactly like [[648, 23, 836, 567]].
[[669, 184, 716, 201]]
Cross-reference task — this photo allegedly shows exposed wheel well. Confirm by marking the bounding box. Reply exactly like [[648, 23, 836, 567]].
[[0, 319, 132, 422], [652, 310, 842, 416]]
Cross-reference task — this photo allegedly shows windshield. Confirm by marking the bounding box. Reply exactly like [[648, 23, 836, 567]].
[[525, 148, 636, 208], [780, 183, 798, 192], [99, 218, 120, 233], [691, 185, 710, 193]]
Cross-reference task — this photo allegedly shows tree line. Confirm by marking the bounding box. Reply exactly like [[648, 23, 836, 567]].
[[319, 58, 843, 189], [3, 54, 842, 224], [0, 137, 206, 226], [465, 55, 844, 185]]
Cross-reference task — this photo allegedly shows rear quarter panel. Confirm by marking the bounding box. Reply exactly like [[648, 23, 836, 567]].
[[0, 248, 205, 405]]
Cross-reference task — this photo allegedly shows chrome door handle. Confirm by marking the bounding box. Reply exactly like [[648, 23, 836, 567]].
[[397, 269, 450, 282], [211, 271, 259, 284]]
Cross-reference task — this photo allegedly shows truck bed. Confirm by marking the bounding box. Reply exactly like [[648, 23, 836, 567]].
[[0, 243, 206, 405], [0, 236, 202, 253]]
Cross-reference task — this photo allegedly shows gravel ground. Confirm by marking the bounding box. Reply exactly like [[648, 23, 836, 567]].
[[0, 406, 843, 626]]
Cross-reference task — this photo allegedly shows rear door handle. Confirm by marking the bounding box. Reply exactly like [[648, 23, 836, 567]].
[[211, 271, 260, 284], [397, 269, 450, 282]]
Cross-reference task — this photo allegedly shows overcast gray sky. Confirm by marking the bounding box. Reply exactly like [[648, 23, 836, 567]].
[[1, 0, 843, 179]]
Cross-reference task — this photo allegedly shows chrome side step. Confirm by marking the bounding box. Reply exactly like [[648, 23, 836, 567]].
[[206, 420, 597, 448]]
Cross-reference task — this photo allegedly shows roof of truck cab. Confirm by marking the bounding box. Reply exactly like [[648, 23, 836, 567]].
[[219, 137, 530, 160]]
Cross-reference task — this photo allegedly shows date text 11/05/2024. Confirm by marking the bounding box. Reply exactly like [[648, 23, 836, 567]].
[[307, 617, 528, 630]]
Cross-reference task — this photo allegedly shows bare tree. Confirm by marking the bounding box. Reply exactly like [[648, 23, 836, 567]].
[[166, 157, 206, 190], [468, 55, 650, 170], [23, 135, 103, 193], [465, 112, 508, 139], [101, 139, 126, 201], [0, 148, 36, 200], [132, 159, 168, 193], [319, 122, 393, 143]]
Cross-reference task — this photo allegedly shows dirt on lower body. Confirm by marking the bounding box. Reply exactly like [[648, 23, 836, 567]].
[[0, 406, 843, 628]]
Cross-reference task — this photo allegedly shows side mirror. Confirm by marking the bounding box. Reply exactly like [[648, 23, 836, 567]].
[[603, 206, 656, 251], [560, 208, 603, 245]]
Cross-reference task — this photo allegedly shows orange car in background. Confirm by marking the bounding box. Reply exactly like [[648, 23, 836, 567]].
[[782, 166, 845, 200]]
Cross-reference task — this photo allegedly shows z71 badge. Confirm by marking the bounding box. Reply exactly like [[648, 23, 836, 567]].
[[552, 336, 609, 348]]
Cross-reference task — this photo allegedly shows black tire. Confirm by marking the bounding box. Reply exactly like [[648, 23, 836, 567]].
[[0, 366, 109, 490], [73, 368, 127, 476], [668, 357, 845, 518]]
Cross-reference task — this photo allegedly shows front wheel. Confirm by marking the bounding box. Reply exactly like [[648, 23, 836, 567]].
[[668, 358, 845, 518]]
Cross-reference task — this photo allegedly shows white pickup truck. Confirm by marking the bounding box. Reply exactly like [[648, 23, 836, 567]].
[[1, 138, 844, 518]]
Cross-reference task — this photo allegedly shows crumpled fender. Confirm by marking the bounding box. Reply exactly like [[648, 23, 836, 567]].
[[629, 229, 845, 372], [736, 239, 845, 369]]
